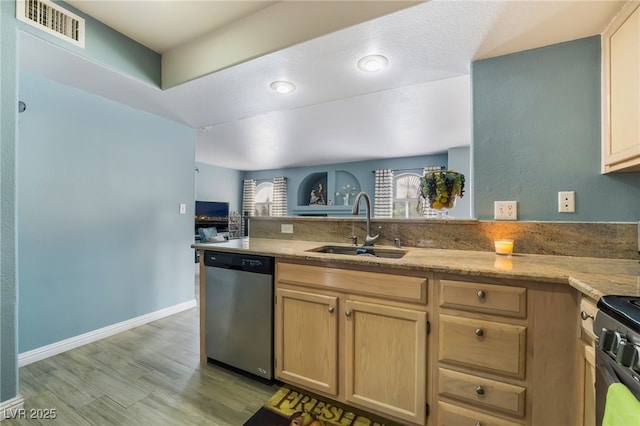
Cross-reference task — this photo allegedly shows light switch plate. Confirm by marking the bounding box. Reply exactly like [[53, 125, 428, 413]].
[[179, 203, 186, 214], [281, 224, 293, 234], [494, 201, 518, 220]]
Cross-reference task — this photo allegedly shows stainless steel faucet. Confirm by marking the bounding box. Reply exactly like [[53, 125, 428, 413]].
[[352, 191, 380, 246]]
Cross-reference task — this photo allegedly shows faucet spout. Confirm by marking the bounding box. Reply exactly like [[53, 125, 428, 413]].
[[352, 192, 380, 246]]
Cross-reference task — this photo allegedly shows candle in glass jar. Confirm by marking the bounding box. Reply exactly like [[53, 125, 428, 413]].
[[494, 239, 514, 255]]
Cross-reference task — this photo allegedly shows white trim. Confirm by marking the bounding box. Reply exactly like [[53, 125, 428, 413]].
[[0, 394, 25, 421], [18, 299, 197, 367]]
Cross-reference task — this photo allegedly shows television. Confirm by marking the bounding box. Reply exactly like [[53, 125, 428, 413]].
[[195, 201, 229, 234]]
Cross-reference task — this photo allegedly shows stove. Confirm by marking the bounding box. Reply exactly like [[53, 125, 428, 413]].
[[593, 295, 640, 425]]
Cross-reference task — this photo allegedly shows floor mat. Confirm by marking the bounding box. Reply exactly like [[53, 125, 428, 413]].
[[243, 386, 387, 426]]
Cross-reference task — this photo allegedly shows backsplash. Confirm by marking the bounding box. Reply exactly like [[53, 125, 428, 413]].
[[249, 217, 640, 260]]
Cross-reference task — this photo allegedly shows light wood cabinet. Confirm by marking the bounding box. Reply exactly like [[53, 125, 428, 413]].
[[275, 261, 428, 425], [577, 296, 597, 426], [438, 401, 525, 426], [344, 299, 426, 423], [439, 315, 527, 378], [434, 276, 578, 426], [602, 0, 640, 173], [275, 288, 338, 395]]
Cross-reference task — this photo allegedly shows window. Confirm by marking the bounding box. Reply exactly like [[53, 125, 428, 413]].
[[254, 182, 273, 216], [393, 173, 423, 218]]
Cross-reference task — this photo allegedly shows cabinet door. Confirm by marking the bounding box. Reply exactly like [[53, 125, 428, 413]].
[[603, 2, 640, 172], [275, 288, 339, 395], [344, 299, 427, 425], [582, 342, 596, 426]]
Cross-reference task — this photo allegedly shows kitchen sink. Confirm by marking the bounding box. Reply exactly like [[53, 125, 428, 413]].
[[306, 245, 407, 259]]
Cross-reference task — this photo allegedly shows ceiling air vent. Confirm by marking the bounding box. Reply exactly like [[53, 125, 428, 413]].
[[16, 0, 85, 48]]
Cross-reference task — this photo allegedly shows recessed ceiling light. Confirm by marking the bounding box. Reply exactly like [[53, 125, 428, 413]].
[[357, 54, 389, 72], [270, 80, 296, 94]]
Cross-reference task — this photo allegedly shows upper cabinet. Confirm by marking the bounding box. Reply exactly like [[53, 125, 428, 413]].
[[602, 1, 640, 173]]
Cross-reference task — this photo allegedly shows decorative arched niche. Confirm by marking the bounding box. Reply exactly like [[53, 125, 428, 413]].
[[297, 172, 327, 206], [334, 170, 360, 206]]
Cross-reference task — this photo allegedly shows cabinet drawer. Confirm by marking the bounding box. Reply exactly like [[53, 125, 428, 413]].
[[276, 262, 427, 303], [440, 280, 527, 318], [438, 401, 525, 426], [439, 315, 527, 378], [438, 368, 526, 417], [580, 296, 598, 342]]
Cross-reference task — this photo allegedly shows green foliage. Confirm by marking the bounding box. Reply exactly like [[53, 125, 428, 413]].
[[420, 171, 465, 210]]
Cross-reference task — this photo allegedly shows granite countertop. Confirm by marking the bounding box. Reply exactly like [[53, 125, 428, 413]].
[[192, 238, 640, 301]]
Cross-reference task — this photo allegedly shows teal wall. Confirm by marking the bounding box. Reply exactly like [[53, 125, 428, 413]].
[[1, 0, 19, 404], [0, 1, 166, 403], [473, 36, 640, 221], [243, 153, 451, 216], [17, 72, 196, 352], [195, 162, 243, 214]]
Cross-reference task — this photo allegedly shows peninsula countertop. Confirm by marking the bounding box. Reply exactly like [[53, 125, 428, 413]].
[[192, 238, 640, 301]]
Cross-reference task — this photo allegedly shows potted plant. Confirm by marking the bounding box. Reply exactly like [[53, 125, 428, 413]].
[[419, 170, 465, 213]]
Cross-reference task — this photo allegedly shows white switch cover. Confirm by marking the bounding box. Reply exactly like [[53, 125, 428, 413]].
[[179, 203, 186, 214], [558, 191, 575, 213], [281, 224, 294, 234], [494, 201, 518, 220]]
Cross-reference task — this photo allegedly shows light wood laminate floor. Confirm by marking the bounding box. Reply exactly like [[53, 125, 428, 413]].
[[4, 306, 277, 425]]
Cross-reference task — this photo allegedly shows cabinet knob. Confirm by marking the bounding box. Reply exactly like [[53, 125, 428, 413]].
[[475, 423, 482, 426], [345, 310, 352, 318], [580, 311, 594, 321], [475, 328, 484, 337], [328, 306, 335, 314], [476, 385, 485, 395], [477, 290, 486, 299]]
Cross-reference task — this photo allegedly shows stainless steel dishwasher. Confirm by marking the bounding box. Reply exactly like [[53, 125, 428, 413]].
[[203, 250, 274, 380]]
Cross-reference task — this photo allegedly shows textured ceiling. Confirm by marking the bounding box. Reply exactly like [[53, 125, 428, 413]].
[[22, 1, 625, 170]]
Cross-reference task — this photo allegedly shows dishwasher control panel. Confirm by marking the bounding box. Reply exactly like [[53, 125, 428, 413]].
[[204, 250, 274, 274]]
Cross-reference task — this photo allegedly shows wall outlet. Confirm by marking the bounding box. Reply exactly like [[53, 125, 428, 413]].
[[558, 191, 575, 213], [281, 224, 294, 234], [494, 201, 518, 220]]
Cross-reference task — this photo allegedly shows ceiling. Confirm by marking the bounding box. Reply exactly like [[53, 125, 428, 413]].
[[20, 1, 625, 171]]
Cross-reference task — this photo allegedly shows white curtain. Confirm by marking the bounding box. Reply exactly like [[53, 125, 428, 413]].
[[272, 176, 288, 217], [242, 179, 256, 236], [373, 169, 394, 218], [421, 166, 445, 218]]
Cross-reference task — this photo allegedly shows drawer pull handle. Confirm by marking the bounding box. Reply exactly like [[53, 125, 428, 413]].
[[475, 328, 484, 337], [345, 310, 352, 318], [580, 311, 594, 321], [477, 290, 486, 299], [476, 385, 485, 395], [328, 306, 335, 314]]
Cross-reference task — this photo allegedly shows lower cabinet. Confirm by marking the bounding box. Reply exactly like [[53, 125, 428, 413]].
[[275, 288, 339, 395], [344, 299, 426, 423], [275, 261, 428, 425], [578, 296, 597, 426], [438, 401, 524, 426], [434, 276, 579, 426]]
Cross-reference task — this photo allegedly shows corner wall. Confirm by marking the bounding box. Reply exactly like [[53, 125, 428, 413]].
[[17, 72, 196, 352], [0, 0, 19, 405], [473, 36, 640, 222]]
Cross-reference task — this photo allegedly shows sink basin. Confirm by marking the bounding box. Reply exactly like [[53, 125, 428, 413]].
[[306, 245, 407, 259]]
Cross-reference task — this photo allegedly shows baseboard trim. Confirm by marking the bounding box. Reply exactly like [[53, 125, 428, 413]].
[[0, 394, 25, 421], [18, 299, 197, 367]]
